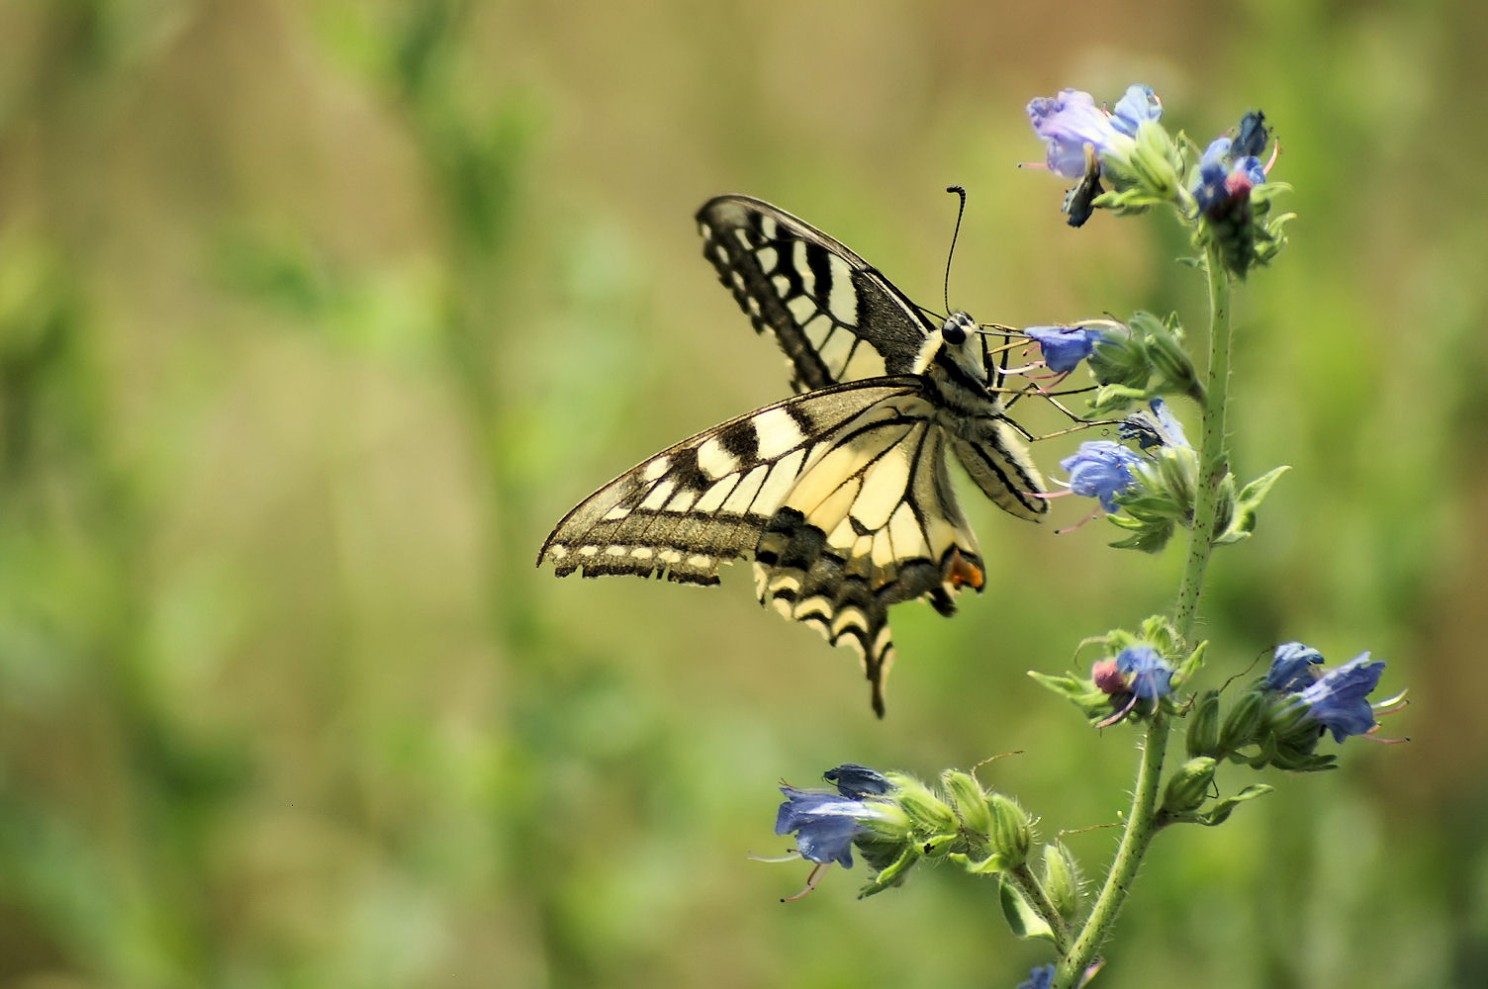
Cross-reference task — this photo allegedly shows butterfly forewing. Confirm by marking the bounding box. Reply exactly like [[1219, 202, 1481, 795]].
[[697, 195, 938, 392]]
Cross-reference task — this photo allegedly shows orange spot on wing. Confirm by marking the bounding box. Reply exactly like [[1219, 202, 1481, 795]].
[[945, 549, 984, 590]]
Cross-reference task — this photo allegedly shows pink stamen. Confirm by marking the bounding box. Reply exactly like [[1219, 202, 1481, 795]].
[[1263, 140, 1281, 175], [781, 862, 828, 902], [1054, 506, 1105, 535], [1096, 691, 1140, 728]]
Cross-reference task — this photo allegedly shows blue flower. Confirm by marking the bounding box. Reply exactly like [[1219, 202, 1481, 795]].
[[774, 789, 871, 867], [774, 764, 894, 868], [1116, 645, 1175, 700], [1265, 641, 1324, 693], [1016, 963, 1056, 989], [1193, 136, 1267, 215], [1110, 83, 1163, 136], [1294, 653, 1387, 742], [1025, 325, 1106, 374], [1119, 398, 1190, 450], [1027, 84, 1159, 179], [1059, 441, 1143, 512]]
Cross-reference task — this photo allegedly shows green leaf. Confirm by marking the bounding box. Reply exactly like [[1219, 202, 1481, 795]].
[[1168, 784, 1276, 827], [999, 879, 1057, 942], [1216, 465, 1291, 544]]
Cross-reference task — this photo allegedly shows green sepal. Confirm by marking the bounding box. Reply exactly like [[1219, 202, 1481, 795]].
[[941, 770, 993, 839], [1106, 514, 1177, 553], [1186, 689, 1222, 758], [999, 878, 1058, 943], [1161, 756, 1218, 815], [1214, 465, 1291, 545], [1173, 639, 1208, 682], [1028, 670, 1110, 714], [987, 793, 1032, 868], [856, 844, 922, 899], [1167, 784, 1275, 827], [1041, 841, 1083, 923], [1218, 689, 1267, 752]]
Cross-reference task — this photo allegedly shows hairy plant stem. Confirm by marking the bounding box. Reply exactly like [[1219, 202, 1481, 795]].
[[1053, 246, 1233, 989]]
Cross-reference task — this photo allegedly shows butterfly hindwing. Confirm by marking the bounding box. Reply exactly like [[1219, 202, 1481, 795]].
[[696, 195, 938, 392], [538, 377, 986, 715]]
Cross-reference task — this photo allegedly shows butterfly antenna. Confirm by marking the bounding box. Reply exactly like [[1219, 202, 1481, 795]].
[[943, 185, 967, 314]]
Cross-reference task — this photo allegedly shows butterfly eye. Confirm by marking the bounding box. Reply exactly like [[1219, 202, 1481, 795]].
[[942, 311, 974, 346]]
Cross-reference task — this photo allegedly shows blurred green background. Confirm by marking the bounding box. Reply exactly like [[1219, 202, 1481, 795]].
[[1, 1, 1485, 987]]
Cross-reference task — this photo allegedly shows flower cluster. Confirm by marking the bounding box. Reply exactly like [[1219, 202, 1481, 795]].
[[1026, 84, 1173, 226], [1030, 617, 1197, 729], [755, 86, 1401, 989], [1184, 641, 1404, 773], [772, 765, 1040, 900], [1026, 86, 1292, 276]]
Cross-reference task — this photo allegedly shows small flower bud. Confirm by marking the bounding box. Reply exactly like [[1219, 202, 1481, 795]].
[[894, 776, 958, 835], [1162, 756, 1218, 815], [1156, 446, 1199, 516], [1041, 841, 1083, 922], [1219, 689, 1267, 752], [1187, 690, 1222, 758], [1146, 321, 1200, 396], [986, 793, 1033, 868], [940, 770, 994, 838]]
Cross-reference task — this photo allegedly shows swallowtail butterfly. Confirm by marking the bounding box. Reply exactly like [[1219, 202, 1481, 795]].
[[538, 196, 1047, 715]]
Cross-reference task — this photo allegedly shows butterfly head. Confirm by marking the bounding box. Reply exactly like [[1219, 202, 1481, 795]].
[[937, 310, 1002, 387], [941, 310, 976, 347]]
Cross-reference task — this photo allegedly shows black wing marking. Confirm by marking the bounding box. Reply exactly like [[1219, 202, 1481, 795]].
[[538, 376, 987, 716], [697, 195, 938, 393]]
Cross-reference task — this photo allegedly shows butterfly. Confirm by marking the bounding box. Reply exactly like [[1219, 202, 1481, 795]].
[[537, 195, 1047, 716]]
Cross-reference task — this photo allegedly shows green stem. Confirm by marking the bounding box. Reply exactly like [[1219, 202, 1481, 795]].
[[1174, 249, 1233, 645], [1053, 247, 1234, 988]]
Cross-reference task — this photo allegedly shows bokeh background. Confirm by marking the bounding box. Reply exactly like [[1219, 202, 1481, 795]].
[[1, 1, 1485, 987]]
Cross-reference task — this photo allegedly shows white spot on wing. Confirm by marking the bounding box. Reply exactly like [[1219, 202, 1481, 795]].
[[828, 255, 857, 327], [752, 449, 807, 511], [642, 458, 672, 483], [697, 437, 740, 480], [817, 329, 854, 378], [888, 502, 930, 561], [722, 464, 769, 514], [786, 295, 816, 323], [695, 476, 739, 513], [794, 241, 814, 296], [852, 443, 913, 531], [665, 488, 698, 513], [603, 505, 631, 522], [803, 314, 832, 349], [756, 245, 779, 272], [640, 479, 676, 511], [752, 407, 807, 459], [758, 215, 778, 239]]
